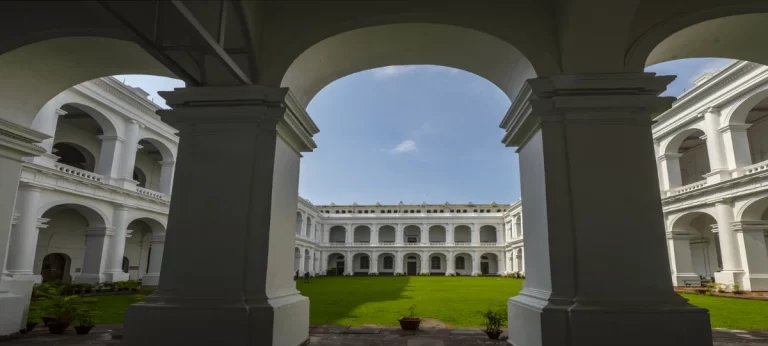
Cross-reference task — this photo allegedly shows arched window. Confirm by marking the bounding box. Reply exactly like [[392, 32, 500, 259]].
[[431, 256, 441, 270], [360, 255, 370, 269], [383, 256, 394, 269], [455, 257, 465, 270], [53, 142, 93, 171], [407, 256, 416, 260]]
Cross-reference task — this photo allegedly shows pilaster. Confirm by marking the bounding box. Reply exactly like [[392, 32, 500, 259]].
[[732, 221, 768, 291]]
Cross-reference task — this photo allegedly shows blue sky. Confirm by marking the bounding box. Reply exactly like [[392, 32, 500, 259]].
[[116, 57, 734, 205]]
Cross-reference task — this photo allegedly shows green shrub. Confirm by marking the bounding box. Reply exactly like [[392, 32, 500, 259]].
[[479, 307, 508, 333]]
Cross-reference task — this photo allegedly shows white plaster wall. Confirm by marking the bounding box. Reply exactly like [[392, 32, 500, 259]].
[[377, 254, 395, 273], [134, 152, 162, 190], [35, 209, 88, 281], [748, 118, 768, 164], [454, 254, 472, 275], [352, 254, 371, 272], [428, 254, 445, 273]]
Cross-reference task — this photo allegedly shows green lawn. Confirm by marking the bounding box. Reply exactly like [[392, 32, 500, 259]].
[[297, 276, 520, 327], [30, 278, 768, 330]]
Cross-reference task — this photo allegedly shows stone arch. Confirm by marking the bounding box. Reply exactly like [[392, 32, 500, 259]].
[[453, 225, 471, 243], [328, 225, 347, 243], [52, 141, 97, 172], [402, 225, 421, 244], [326, 252, 345, 275], [58, 102, 119, 137], [352, 252, 372, 274], [0, 37, 173, 127], [138, 137, 176, 162], [277, 23, 554, 108], [662, 127, 710, 186], [428, 225, 446, 243], [295, 212, 303, 235], [402, 252, 421, 276], [428, 252, 447, 274], [739, 196, 768, 221], [377, 252, 396, 275], [40, 252, 73, 283], [480, 252, 500, 275], [293, 247, 301, 273], [305, 216, 312, 237], [669, 211, 720, 280], [479, 225, 497, 243], [661, 127, 707, 155], [453, 252, 473, 276], [378, 225, 396, 243], [304, 249, 311, 274], [37, 200, 109, 227], [353, 225, 371, 243], [635, 12, 768, 70]]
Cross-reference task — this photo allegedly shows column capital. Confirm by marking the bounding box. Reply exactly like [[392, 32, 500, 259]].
[[731, 221, 768, 233], [0, 118, 49, 160], [54, 108, 68, 117], [665, 230, 692, 239], [158, 86, 319, 153], [36, 218, 50, 229], [97, 134, 125, 142], [85, 227, 115, 237], [500, 73, 674, 148]]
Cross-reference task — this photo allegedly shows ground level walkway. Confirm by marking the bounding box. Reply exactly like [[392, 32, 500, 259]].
[[2, 324, 768, 345]]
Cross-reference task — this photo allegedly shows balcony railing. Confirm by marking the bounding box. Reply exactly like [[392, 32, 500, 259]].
[[136, 186, 166, 200], [53, 163, 102, 182], [480, 242, 501, 246], [667, 180, 707, 197], [742, 159, 768, 176]]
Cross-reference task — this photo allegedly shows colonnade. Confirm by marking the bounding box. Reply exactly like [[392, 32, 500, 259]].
[[322, 223, 503, 245]]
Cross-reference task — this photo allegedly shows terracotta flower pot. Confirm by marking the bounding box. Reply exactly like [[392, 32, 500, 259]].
[[398, 317, 421, 331], [486, 330, 503, 339], [75, 325, 94, 335], [47, 321, 71, 334]]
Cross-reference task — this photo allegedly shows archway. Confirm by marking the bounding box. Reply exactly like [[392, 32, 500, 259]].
[[326, 253, 345, 276], [453, 252, 473, 276], [403, 225, 421, 244], [135, 138, 175, 193], [353, 225, 371, 243], [403, 253, 421, 276], [479, 225, 497, 244], [378, 225, 396, 244], [480, 253, 500, 275], [329, 226, 347, 243], [52, 142, 95, 171], [295, 212, 303, 236], [428, 225, 446, 243], [41, 253, 71, 283], [352, 253, 371, 275], [453, 225, 471, 244], [668, 212, 720, 286], [377, 252, 396, 275], [304, 249, 311, 275], [293, 248, 301, 275], [428, 253, 447, 275], [662, 128, 710, 189]]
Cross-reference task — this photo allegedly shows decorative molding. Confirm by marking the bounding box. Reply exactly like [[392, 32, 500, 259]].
[[0, 118, 49, 160]]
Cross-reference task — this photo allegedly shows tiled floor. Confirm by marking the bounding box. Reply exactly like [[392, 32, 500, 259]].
[[2, 325, 768, 345]]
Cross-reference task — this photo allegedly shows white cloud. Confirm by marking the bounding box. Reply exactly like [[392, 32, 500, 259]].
[[389, 140, 417, 154], [372, 66, 418, 79]]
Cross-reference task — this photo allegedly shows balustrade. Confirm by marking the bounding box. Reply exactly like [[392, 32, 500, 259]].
[[666, 180, 707, 196], [53, 162, 102, 182], [741, 159, 768, 176], [136, 186, 166, 199]]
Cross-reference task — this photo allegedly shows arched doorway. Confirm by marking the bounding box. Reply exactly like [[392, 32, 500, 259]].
[[403, 253, 421, 276], [41, 253, 71, 283]]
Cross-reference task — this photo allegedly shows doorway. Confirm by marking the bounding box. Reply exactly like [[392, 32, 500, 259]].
[[481, 255, 490, 275], [41, 253, 71, 283], [406, 255, 418, 275]]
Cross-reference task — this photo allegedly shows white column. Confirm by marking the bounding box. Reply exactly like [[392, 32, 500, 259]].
[[502, 74, 711, 346], [471, 252, 480, 276], [298, 249, 305, 274], [158, 160, 175, 195], [122, 85, 315, 346], [320, 252, 328, 273], [5, 184, 44, 282], [496, 228, 502, 245], [395, 251, 403, 274], [702, 108, 729, 183], [446, 224, 454, 244], [96, 135, 124, 180], [666, 231, 699, 286], [345, 251, 352, 275], [733, 221, 768, 291], [445, 252, 454, 275], [420, 225, 428, 245], [371, 225, 379, 245], [370, 251, 378, 274], [345, 224, 353, 244], [104, 205, 130, 282], [420, 251, 428, 274], [142, 232, 165, 286], [471, 224, 480, 245], [322, 224, 329, 244], [657, 153, 682, 190], [395, 224, 404, 244], [76, 227, 112, 284], [497, 252, 506, 274], [714, 200, 744, 286], [721, 123, 753, 172], [32, 108, 67, 167], [115, 120, 141, 189]]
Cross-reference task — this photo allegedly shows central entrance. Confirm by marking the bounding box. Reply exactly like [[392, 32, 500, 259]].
[[406, 255, 418, 275]]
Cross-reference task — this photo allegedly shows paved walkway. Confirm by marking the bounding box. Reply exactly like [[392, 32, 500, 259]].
[[2, 325, 768, 345]]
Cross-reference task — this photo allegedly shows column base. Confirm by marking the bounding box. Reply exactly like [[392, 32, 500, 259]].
[[141, 273, 160, 287], [742, 274, 768, 291], [122, 292, 309, 346], [445, 271, 455, 276], [704, 169, 730, 184], [671, 273, 701, 287], [714, 270, 745, 286], [0, 278, 26, 337], [508, 289, 713, 346], [104, 271, 130, 282], [7, 273, 41, 284], [74, 273, 108, 284]]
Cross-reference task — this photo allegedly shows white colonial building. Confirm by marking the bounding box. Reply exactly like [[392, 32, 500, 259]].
[[654, 61, 768, 292], [294, 199, 525, 277]]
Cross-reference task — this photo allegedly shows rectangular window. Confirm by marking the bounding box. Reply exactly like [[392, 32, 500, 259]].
[[431, 257, 440, 270], [361, 256, 370, 270], [384, 256, 393, 269]]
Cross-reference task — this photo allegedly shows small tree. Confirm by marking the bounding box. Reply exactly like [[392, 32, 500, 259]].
[[480, 307, 508, 334]]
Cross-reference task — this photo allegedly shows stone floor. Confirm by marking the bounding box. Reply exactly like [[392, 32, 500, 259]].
[[2, 324, 768, 345]]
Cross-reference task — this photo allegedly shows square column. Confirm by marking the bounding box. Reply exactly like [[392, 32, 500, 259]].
[[657, 153, 682, 191], [721, 123, 752, 172], [500, 74, 711, 346], [471, 224, 480, 245], [395, 251, 404, 274], [733, 221, 768, 291], [446, 252, 454, 275], [702, 108, 730, 182], [371, 225, 379, 245], [122, 85, 318, 346], [446, 224, 454, 244], [395, 224, 404, 244], [345, 224, 353, 244], [420, 251, 429, 274], [420, 226, 428, 245], [158, 160, 175, 195], [104, 205, 130, 282], [5, 184, 44, 283], [0, 119, 48, 337], [713, 200, 744, 286], [345, 251, 353, 275], [666, 231, 700, 286], [471, 251, 480, 276], [370, 251, 378, 275], [141, 232, 165, 286]]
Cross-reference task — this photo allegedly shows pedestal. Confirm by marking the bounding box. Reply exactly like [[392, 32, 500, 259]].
[[122, 85, 317, 346], [501, 74, 712, 346]]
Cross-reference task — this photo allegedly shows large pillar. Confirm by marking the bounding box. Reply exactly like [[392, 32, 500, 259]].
[[0, 120, 48, 337], [298, 249, 305, 274], [345, 251, 353, 275], [733, 221, 768, 291], [395, 224, 404, 244], [420, 251, 428, 274], [76, 227, 112, 284], [115, 120, 141, 189], [420, 225, 428, 245], [713, 200, 744, 286], [446, 224, 454, 244], [122, 85, 318, 346], [96, 135, 124, 182], [395, 251, 404, 274], [497, 252, 506, 274], [142, 232, 165, 286], [471, 251, 480, 276], [31, 108, 67, 168], [371, 225, 379, 245], [721, 123, 753, 172], [702, 108, 729, 183], [345, 224, 353, 244], [104, 205, 130, 282], [5, 184, 43, 283], [446, 251, 454, 275], [666, 231, 700, 286], [501, 74, 711, 346], [471, 224, 480, 245], [370, 251, 378, 275]]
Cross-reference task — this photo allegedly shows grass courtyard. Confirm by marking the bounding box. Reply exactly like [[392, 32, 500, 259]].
[[31, 277, 768, 330]]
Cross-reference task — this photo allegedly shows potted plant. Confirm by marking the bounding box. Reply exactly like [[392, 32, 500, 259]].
[[398, 305, 421, 331], [732, 284, 742, 294], [38, 285, 97, 334], [73, 307, 97, 335], [480, 308, 507, 339]]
